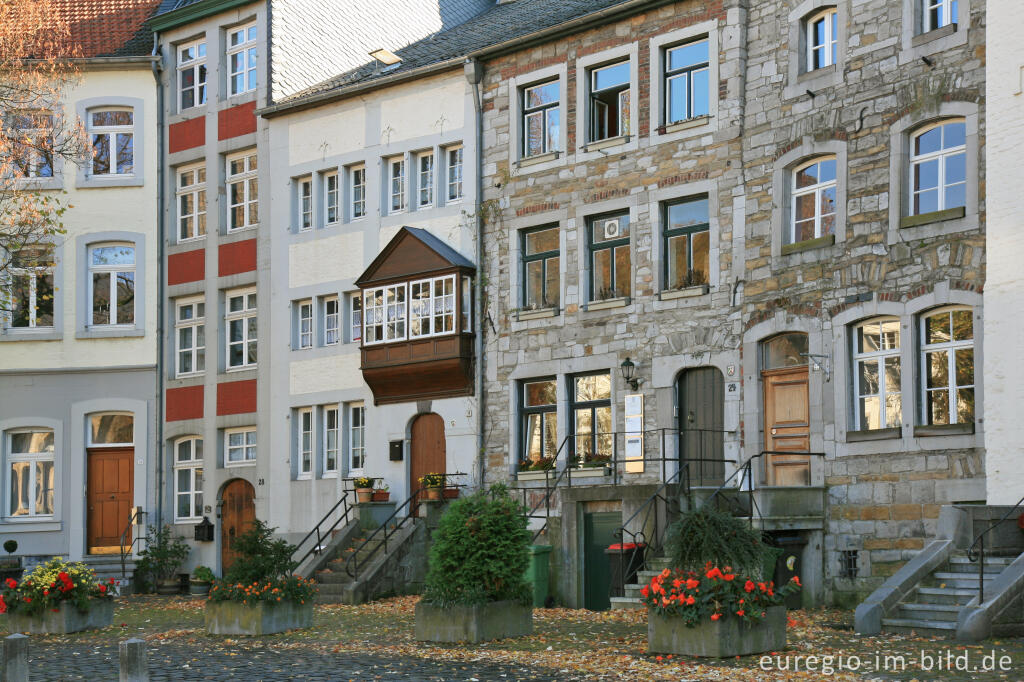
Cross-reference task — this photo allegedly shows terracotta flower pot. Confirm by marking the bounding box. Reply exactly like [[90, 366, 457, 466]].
[[442, 488, 459, 500], [356, 488, 373, 504], [371, 491, 390, 502], [425, 487, 442, 501]]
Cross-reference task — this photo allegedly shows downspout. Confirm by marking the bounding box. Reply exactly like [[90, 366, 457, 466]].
[[465, 59, 485, 490], [151, 34, 166, 530]]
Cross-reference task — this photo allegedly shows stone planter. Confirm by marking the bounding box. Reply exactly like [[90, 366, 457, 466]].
[[7, 598, 113, 634], [205, 600, 313, 636], [189, 580, 211, 596], [156, 578, 180, 595], [648, 605, 786, 657], [415, 600, 532, 643]]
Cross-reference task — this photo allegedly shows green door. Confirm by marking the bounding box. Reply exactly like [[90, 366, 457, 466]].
[[583, 511, 622, 610]]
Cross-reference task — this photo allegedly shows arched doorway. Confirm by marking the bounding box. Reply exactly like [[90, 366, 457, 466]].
[[761, 333, 810, 486], [410, 414, 446, 509], [676, 367, 725, 486], [220, 479, 255, 573]]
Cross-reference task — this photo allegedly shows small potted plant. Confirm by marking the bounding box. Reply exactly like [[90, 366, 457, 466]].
[[2, 558, 115, 633], [442, 485, 460, 500], [371, 482, 390, 502], [353, 476, 374, 503], [0, 540, 21, 582], [137, 525, 191, 595], [419, 472, 445, 501], [190, 565, 215, 596]]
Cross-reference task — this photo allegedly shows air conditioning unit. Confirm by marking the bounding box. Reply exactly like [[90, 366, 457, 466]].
[[602, 218, 620, 239]]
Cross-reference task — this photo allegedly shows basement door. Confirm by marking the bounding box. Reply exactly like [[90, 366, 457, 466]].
[[220, 479, 255, 573], [583, 511, 622, 611], [87, 448, 134, 554]]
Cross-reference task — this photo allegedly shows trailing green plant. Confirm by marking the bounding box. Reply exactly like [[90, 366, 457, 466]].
[[665, 506, 776, 577], [352, 476, 373, 489], [0, 557, 114, 616], [418, 472, 445, 488], [422, 484, 531, 607], [191, 565, 215, 582], [136, 525, 190, 582], [222, 519, 297, 585]]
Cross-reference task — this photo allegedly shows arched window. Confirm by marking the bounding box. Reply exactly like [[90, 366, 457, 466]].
[[852, 318, 902, 430], [173, 437, 203, 522], [806, 7, 838, 71], [788, 157, 837, 245], [88, 243, 135, 326], [910, 119, 965, 216], [920, 307, 974, 425]]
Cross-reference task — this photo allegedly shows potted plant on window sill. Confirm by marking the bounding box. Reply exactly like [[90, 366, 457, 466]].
[[419, 473, 446, 501], [576, 454, 612, 474], [371, 482, 390, 502], [516, 457, 556, 482], [190, 565, 215, 596], [353, 476, 374, 504], [138, 525, 191, 595], [2, 558, 115, 633]]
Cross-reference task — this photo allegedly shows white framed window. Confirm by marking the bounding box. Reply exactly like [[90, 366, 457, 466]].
[[297, 408, 313, 478], [178, 39, 207, 110], [853, 318, 902, 431], [175, 297, 205, 377], [227, 151, 258, 231], [348, 403, 365, 472], [788, 156, 837, 245], [6, 246, 54, 329], [88, 109, 133, 176], [88, 243, 135, 326], [88, 413, 133, 446], [323, 296, 339, 345], [417, 152, 434, 208], [225, 427, 256, 466], [589, 60, 631, 141], [462, 276, 471, 333], [6, 429, 55, 518], [664, 39, 709, 124], [446, 146, 464, 202], [921, 307, 974, 426], [522, 80, 560, 157], [297, 177, 312, 231], [173, 437, 203, 522], [324, 405, 340, 475], [350, 165, 366, 219], [363, 284, 406, 344], [324, 171, 339, 225], [9, 112, 54, 178], [409, 275, 456, 338], [227, 22, 258, 96], [177, 163, 207, 242], [388, 157, 406, 214], [807, 8, 838, 71], [924, 0, 957, 32], [226, 288, 257, 369], [297, 299, 313, 349], [910, 119, 966, 216], [349, 292, 362, 343]]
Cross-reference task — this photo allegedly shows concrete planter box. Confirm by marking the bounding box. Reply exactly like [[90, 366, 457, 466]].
[[648, 605, 786, 657], [415, 600, 532, 643], [7, 598, 113, 634], [205, 600, 313, 636]]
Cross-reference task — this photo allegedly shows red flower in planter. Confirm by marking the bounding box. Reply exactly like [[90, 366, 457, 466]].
[[4, 578, 16, 589], [705, 567, 723, 580], [685, 578, 699, 590], [736, 610, 745, 617], [744, 580, 755, 593], [723, 573, 735, 582], [790, 576, 801, 587], [98, 584, 107, 594], [710, 613, 721, 621], [641, 585, 649, 598], [684, 595, 695, 605], [0, 595, 6, 614]]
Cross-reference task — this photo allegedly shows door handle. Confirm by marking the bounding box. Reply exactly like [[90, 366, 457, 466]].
[[771, 428, 777, 435]]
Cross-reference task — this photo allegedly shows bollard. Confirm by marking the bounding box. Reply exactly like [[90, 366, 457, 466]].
[[119, 638, 148, 682], [2, 633, 28, 682]]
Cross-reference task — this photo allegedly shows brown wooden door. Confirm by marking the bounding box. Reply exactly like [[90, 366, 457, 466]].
[[220, 479, 256, 573], [763, 366, 810, 486], [87, 448, 134, 553], [410, 413, 446, 509]]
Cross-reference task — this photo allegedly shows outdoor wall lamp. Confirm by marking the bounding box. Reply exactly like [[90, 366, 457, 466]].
[[620, 357, 642, 391]]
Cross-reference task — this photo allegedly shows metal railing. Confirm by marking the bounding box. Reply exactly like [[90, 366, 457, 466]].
[[119, 508, 145, 583], [291, 489, 355, 571], [967, 493, 1024, 602]]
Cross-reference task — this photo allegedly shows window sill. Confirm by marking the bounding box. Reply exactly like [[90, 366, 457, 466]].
[[77, 175, 144, 189], [911, 23, 957, 48], [75, 327, 144, 339], [0, 330, 62, 342], [798, 64, 836, 82], [225, 460, 256, 468], [14, 177, 62, 191], [914, 422, 975, 437], [516, 307, 559, 321], [661, 115, 711, 134], [175, 371, 205, 380], [296, 474, 312, 481], [781, 234, 835, 255], [225, 365, 258, 373], [225, 225, 259, 235], [900, 206, 965, 229], [517, 151, 560, 168], [658, 284, 709, 301], [846, 427, 901, 443], [583, 135, 630, 153], [584, 296, 630, 311], [0, 520, 61, 532], [516, 470, 557, 482], [322, 471, 339, 479], [173, 518, 201, 525]]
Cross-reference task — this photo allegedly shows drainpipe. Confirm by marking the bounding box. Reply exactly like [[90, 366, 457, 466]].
[[151, 35, 166, 530], [465, 59, 485, 490]]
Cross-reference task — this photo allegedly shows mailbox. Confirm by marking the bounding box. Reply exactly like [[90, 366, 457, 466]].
[[389, 440, 404, 461], [194, 516, 215, 542]]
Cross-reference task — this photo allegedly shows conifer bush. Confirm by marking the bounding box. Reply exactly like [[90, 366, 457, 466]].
[[422, 484, 531, 607], [666, 506, 778, 577]]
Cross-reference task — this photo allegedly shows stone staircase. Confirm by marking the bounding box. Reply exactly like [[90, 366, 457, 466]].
[[313, 517, 419, 605], [610, 555, 672, 610], [881, 553, 1015, 637], [81, 556, 136, 595]]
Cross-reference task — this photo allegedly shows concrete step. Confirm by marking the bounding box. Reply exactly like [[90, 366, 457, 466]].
[[948, 556, 1014, 572], [315, 582, 353, 595], [624, 584, 644, 598], [882, 617, 957, 637], [895, 602, 961, 622], [609, 597, 644, 611], [647, 556, 672, 571], [314, 570, 353, 585], [931, 572, 999, 588], [914, 586, 977, 605], [637, 570, 661, 582]]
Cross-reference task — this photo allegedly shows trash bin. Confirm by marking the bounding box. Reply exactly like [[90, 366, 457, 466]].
[[525, 544, 552, 608], [772, 534, 806, 609], [605, 542, 645, 598]]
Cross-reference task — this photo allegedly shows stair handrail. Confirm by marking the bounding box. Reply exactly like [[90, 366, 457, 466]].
[[119, 508, 145, 583], [292, 489, 355, 570], [966, 492, 1024, 602]]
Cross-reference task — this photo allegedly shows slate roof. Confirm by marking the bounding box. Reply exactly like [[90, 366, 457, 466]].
[[51, 0, 168, 57], [278, 0, 637, 105]]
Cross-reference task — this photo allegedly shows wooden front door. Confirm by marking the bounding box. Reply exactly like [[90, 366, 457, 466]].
[[220, 479, 256, 573], [87, 448, 134, 553], [763, 366, 810, 486], [410, 413, 446, 508], [677, 367, 725, 486]]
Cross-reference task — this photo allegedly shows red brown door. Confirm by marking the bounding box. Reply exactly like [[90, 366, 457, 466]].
[[220, 479, 256, 573], [410, 413, 446, 510], [763, 366, 811, 486], [87, 448, 134, 553]]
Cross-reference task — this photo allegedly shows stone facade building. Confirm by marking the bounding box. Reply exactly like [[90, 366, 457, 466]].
[[478, 0, 986, 608]]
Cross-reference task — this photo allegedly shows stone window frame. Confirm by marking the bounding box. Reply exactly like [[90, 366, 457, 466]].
[[172, 435, 203, 523], [0, 241, 63, 342], [0, 418, 61, 530], [648, 179, 721, 300], [849, 316, 904, 435], [898, 0, 970, 64], [918, 304, 975, 428], [296, 406, 314, 479], [574, 42, 640, 160], [520, 224, 561, 311], [574, 196, 638, 313], [75, 97, 145, 189], [784, 1, 847, 101], [224, 426, 257, 467], [75, 231, 146, 339], [887, 102, 980, 241], [507, 63, 569, 175], [649, 19, 720, 143], [506, 207, 568, 329], [516, 377, 559, 474], [771, 139, 848, 258], [3, 425, 57, 520]]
